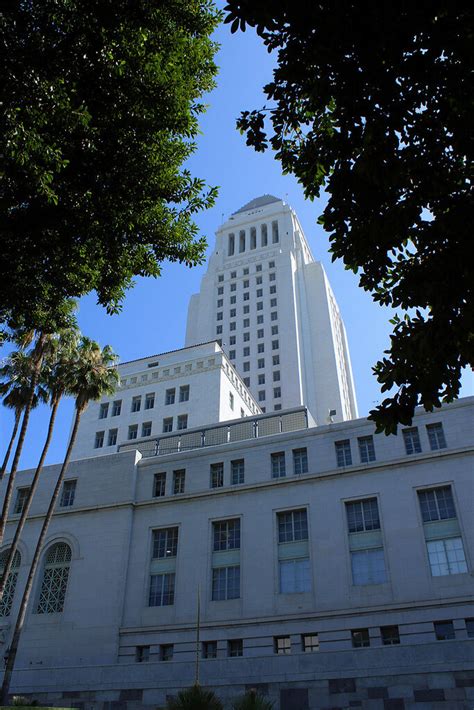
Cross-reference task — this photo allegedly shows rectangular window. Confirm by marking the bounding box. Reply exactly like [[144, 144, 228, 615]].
[[272, 339, 279, 350], [358, 435, 376, 463], [250, 227, 257, 250], [335, 439, 352, 467], [351, 548, 387, 585], [216, 311, 223, 321], [177, 414, 188, 430], [229, 350, 236, 360], [152, 527, 178, 559], [270, 285, 276, 294], [160, 644, 174, 661], [14, 487, 30, 515], [231, 283, 236, 292], [217, 286, 224, 295], [243, 377, 250, 387], [403, 427, 421, 454], [94, 431, 105, 448], [165, 388, 176, 405], [228, 639, 243, 657], [270, 298, 277, 307], [111, 400, 122, 416], [230, 335, 236, 345], [212, 566, 240, 600], [228, 233, 235, 256], [99, 402, 109, 419], [217, 299, 223, 308], [351, 629, 370, 648], [230, 308, 236, 318], [153, 472, 166, 497], [272, 221, 279, 243], [279, 558, 311, 593], [272, 355, 280, 366], [381, 625, 400, 645], [346, 498, 387, 585], [162, 417, 173, 433], [230, 295, 236, 304], [346, 498, 380, 532], [60, 480, 76, 508], [239, 231, 245, 252], [257, 314, 264, 324], [258, 374, 265, 385], [135, 646, 150, 663], [229, 392, 234, 410], [149, 573, 175, 606], [202, 641, 218, 659], [258, 390, 265, 402], [231, 459, 244, 485], [131, 396, 141, 413], [128, 424, 138, 440], [230, 322, 236, 331], [258, 343, 265, 353], [273, 370, 280, 381], [271, 452, 286, 478], [256, 301, 263, 311], [243, 318, 250, 328], [216, 325, 222, 334], [302, 634, 319, 652], [271, 325, 278, 335], [173, 469, 185, 494], [243, 292, 249, 301], [213, 519, 240, 551], [210, 463, 224, 489], [293, 448, 308, 475], [258, 358, 265, 368], [256, 288, 263, 298], [465, 618, 474, 638], [243, 361, 250, 372], [218, 274, 224, 282], [278, 510, 308, 542], [243, 347, 250, 357], [142, 421, 152, 437], [256, 264, 262, 272], [273, 387, 281, 398], [145, 393, 155, 410], [269, 272, 276, 281], [418, 486, 456, 522], [426, 538, 467, 576], [274, 636, 291, 655], [426, 422, 447, 450], [434, 620, 455, 640]]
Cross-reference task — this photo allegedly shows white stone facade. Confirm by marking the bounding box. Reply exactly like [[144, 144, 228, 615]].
[[71, 342, 261, 461], [185, 196, 358, 424], [1, 398, 473, 708]]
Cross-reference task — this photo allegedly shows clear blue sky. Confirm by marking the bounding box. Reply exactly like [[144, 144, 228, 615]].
[[1, 20, 472, 471]]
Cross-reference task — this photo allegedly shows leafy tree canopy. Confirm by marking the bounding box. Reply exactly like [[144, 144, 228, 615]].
[[225, 1, 473, 433], [0, 0, 220, 332]]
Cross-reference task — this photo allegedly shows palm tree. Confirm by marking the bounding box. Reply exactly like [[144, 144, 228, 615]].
[[0, 332, 80, 600], [0, 352, 47, 478], [0, 338, 119, 704], [166, 685, 223, 710]]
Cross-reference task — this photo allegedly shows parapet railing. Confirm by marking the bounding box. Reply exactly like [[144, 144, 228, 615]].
[[118, 407, 309, 458]]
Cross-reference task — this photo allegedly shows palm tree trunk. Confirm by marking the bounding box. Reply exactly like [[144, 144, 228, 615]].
[[0, 404, 83, 704], [0, 397, 60, 601], [0, 332, 47, 547], [0, 410, 21, 480]]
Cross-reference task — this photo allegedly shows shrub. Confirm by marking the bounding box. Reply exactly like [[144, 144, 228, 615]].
[[166, 684, 223, 710], [233, 690, 274, 710]]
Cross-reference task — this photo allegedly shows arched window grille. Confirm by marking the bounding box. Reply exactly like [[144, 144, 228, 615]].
[[36, 542, 72, 614], [0, 549, 21, 617]]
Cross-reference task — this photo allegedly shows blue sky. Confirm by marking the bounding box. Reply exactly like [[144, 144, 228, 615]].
[[1, 20, 472, 471]]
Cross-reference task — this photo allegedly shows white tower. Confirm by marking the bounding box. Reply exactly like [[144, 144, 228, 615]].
[[185, 195, 358, 424]]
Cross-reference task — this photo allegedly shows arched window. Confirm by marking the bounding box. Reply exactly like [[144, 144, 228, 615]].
[[0, 549, 21, 617], [36, 542, 72, 614]]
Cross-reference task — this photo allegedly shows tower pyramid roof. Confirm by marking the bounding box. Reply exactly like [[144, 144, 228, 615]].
[[232, 195, 281, 214]]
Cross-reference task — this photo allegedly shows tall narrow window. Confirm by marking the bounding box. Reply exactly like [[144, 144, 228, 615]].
[[107, 429, 118, 446], [426, 423, 447, 450], [358, 436, 376, 463], [14, 487, 30, 515], [177, 414, 188, 430], [128, 424, 138, 440], [277, 510, 311, 593], [210, 463, 224, 489], [94, 431, 105, 449], [212, 519, 240, 600], [231, 459, 244, 485], [145, 393, 155, 410], [36, 543, 72, 614], [271, 452, 286, 478], [417, 484, 467, 575], [335, 440, 352, 467], [293, 448, 308, 475], [163, 417, 173, 433], [261, 224, 268, 247], [345, 499, 387, 585], [131, 396, 141, 413], [272, 221, 279, 243], [229, 392, 234, 410], [239, 230, 246, 252], [0, 549, 21, 617], [165, 388, 176, 405], [403, 427, 421, 454], [149, 528, 178, 607], [111, 400, 122, 416], [153, 472, 166, 497], [179, 385, 190, 402], [60, 480, 76, 508], [228, 233, 235, 256], [99, 403, 109, 419], [173, 469, 185, 494], [250, 226, 257, 249]]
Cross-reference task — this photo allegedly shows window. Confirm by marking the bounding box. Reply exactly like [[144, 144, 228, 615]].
[[218, 274, 224, 282], [272, 221, 279, 243], [230, 321, 236, 331], [173, 469, 185, 494], [302, 634, 319, 652], [274, 404, 282, 411], [271, 326, 278, 335], [217, 299, 223, 308], [346, 498, 387, 585], [256, 275, 263, 285], [293, 448, 308, 475], [165, 388, 176, 405], [351, 629, 370, 648], [94, 431, 105, 449], [256, 264, 262, 272], [230, 336, 236, 345], [271, 452, 286, 479], [229, 392, 234, 410], [258, 390, 265, 402], [258, 343, 264, 353], [257, 314, 264, 324], [99, 402, 109, 419], [229, 350, 235, 360], [131, 396, 141, 413], [145, 393, 155, 410], [351, 549, 387, 585], [60, 480, 76, 508], [258, 374, 265, 385], [335, 439, 352, 467], [216, 325, 222, 335], [239, 230, 246, 252], [230, 308, 236, 318], [128, 424, 138, 440], [231, 459, 244, 485], [230, 283, 236, 292], [274, 387, 281, 398], [418, 486, 456, 522], [111, 400, 122, 416], [243, 362, 250, 372], [257, 301, 263, 311], [426, 538, 467, 576], [230, 295, 236, 304], [217, 286, 224, 295], [250, 227, 257, 249], [149, 574, 175, 606], [403, 427, 421, 454], [228, 233, 235, 256], [465, 619, 474, 638], [230, 270, 236, 279], [0, 549, 21, 617], [243, 292, 249, 301], [202, 641, 218, 659], [278, 510, 308, 542], [358, 435, 376, 463], [14, 487, 30, 514], [243, 347, 250, 357], [160, 418, 172, 434], [228, 639, 243, 657], [269, 272, 276, 281], [279, 558, 311, 594], [346, 498, 380, 532], [426, 422, 447, 450], [270, 285, 277, 294], [212, 566, 240, 600], [152, 527, 178, 558], [142, 421, 152, 437], [434, 621, 455, 640], [274, 636, 291, 654], [256, 288, 263, 298], [243, 377, 250, 387], [381, 625, 400, 645], [136, 646, 150, 663], [273, 355, 280, 366], [270, 298, 277, 307], [244, 332, 250, 342], [213, 519, 240, 551], [36, 543, 72, 614], [107, 428, 117, 447], [273, 371, 280, 381], [269, 260, 275, 268], [153, 472, 166, 497], [243, 318, 250, 328], [272, 340, 279, 350], [216, 311, 223, 321], [177, 414, 188, 430], [160, 644, 174, 661], [210, 463, 224, 489], [258, 358, 265, 368]]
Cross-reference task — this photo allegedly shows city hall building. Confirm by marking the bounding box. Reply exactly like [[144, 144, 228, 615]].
[[0, 197, 473, 709]]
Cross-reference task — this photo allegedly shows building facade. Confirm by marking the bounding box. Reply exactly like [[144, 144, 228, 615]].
[[185, 196, 358, 425]]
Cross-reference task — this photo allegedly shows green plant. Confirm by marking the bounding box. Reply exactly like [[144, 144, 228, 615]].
[[233, 691, 274, 710], [166, 684, 223, 710]]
